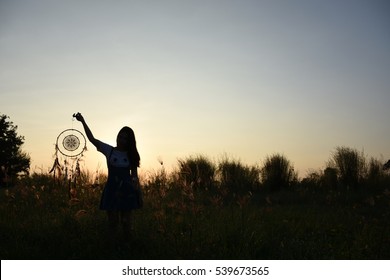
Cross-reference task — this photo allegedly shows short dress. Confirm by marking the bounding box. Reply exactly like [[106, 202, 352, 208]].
[[97, 140, 141, 211]]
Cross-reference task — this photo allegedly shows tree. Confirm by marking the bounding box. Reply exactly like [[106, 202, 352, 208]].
[[0, 114, 30, 184]]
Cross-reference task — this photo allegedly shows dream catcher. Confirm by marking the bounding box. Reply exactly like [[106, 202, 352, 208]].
[[50, 115, 87, 199], [56, 129, 86, 158]]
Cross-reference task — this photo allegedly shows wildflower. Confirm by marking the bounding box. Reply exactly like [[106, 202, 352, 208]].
[[69, 187, 77, 199], [191, 204, 203, 215], [365, 197, 375, 206], [69, 198, 80, 206], [209, 195, 223, 207], [154, 209, 166, 221], [5, 189, 15, 201], [75, 209, 87, 219], [236, 194, 251, 208]]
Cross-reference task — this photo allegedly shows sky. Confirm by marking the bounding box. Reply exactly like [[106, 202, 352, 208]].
[[1, 0, 389, 178]]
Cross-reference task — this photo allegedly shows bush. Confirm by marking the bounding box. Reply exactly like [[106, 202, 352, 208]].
[[300, 170, 322, 189], [177, 155, 216, 192], [217, 157, 260, 195], [367, 157, 384, 180], [328, 146, 366, 189], [260, 154, 297, 191], [322, 167, 338, 189]]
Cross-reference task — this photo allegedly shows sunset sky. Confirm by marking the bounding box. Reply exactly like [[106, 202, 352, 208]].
[[1, 0, 389, 177]]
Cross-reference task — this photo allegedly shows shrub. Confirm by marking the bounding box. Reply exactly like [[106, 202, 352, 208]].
[[177, 155, 216, 192], [217, 157, 260, 195], [328, 146, 366, 189], [322, 167, 338, 189], [300, 170, 322, 189], [367, 157, 384, 180], [260, 154, 297, 191]]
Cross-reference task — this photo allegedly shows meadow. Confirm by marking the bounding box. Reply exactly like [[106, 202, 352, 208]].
[[1, 151, 390, 260]]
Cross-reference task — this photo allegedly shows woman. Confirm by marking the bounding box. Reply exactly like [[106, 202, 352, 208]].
[[74, 112, 141, 240]]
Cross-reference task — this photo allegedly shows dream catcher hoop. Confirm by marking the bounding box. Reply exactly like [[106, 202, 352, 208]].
[[56, 129, 86, 157], [50, 116, 88, 200]]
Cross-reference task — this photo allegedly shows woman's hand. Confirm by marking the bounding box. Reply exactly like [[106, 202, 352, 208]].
[[73, 112, 99, 148], [73, 112, 84, 122]]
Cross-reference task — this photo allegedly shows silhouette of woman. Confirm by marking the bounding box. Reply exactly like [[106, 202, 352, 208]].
[[74, 112, 141, 241]]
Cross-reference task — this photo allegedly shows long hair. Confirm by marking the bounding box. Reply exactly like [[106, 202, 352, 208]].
[[118, 126, 140, 169]]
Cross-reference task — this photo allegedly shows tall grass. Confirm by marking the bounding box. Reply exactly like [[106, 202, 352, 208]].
[[1, 150, 390, 259]]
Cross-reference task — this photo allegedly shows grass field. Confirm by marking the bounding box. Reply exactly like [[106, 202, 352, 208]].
[[1, 155, 390, 260]]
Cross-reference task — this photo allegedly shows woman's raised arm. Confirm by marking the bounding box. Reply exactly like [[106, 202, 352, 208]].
[[73, 113, 99, 148]]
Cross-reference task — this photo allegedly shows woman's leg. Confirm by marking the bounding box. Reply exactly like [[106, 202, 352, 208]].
[[106, 211, 120, 231], [105, 211, 120, 247], [120, 210, 133, 240]]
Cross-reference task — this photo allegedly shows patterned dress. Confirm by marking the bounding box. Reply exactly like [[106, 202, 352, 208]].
[[97, 141, 141, 210]]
